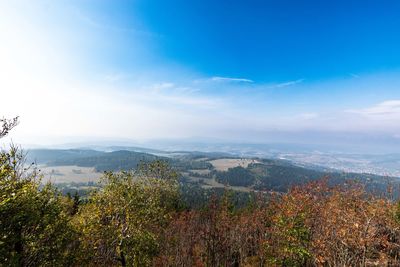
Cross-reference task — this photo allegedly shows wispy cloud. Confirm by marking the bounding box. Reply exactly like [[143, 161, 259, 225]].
[[350, 73, 360, 78], [210, 76, 254, 83], [270, 79, 304, 88], [174, 87, 201, 94], [151, 82, 175, 91], [347, 100, 400, 116], [150, 82, 201, 95], [115, 82, 213, 109]]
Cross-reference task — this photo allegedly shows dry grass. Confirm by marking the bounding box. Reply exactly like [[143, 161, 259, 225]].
[[208, 158, 259, 171], [39, 165, 101, 183]]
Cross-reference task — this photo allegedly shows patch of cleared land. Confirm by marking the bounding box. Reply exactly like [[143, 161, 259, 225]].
[[39, 165, 102, 183], [209, 158, 260, 171]]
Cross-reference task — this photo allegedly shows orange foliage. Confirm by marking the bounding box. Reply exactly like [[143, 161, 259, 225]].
[[155, 179, 400, 266]]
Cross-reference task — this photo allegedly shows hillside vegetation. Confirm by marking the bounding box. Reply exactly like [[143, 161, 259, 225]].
[[3, 146, 400, 266], [3, 119, 400, 266]]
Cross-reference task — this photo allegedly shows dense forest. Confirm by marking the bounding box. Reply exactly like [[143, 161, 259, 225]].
[[3, 118, 400, 266]]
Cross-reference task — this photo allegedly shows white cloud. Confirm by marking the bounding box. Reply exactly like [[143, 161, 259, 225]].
[[149, 83, 201, 95], [270, 79, 304, 88], [210, 76, 254, 83], [173, 87, 201, 94], [347, 100, 400, 116]]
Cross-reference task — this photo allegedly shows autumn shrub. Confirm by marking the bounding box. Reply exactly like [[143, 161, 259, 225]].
[[265, 180, 400, 266], [156, 192, 269, 267]]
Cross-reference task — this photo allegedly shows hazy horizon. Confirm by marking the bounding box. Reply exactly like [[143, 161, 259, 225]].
[[2, 1, 400, 153]]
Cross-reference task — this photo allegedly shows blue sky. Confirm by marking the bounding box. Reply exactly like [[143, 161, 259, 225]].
[[1, 0, 400, 150], [70, 0, 400, 81]]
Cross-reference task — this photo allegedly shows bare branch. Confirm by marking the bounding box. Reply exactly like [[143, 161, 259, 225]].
[[0, 116, 19, 139]]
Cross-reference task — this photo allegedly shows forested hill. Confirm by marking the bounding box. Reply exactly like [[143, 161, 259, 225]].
[[26, 149, 104, 165], [27, 148, 399, 193], [27, 149, 212, 172], [214, 162, 396, 193], [52, 150, 160, 172]]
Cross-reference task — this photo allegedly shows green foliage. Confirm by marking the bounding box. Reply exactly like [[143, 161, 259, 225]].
[[264, 191, 312, 267], [216, 166, 256, 187], [169, 158, 213, 171], [26, 149, 104, 165], [137, 160, 178, 181], [52, 150, 161, 172], [0, 146, 79, 266], [268, 212, 311, 266], [179, 182, 258, 210], [75, 161, 180, 266]]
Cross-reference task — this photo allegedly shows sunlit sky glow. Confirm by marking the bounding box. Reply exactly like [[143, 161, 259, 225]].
[[1, 0, 400, 150]]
